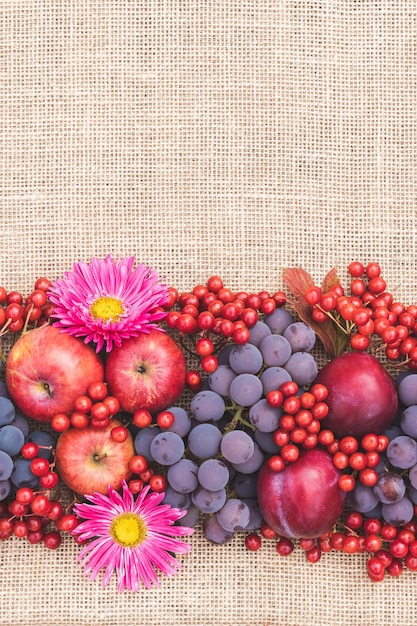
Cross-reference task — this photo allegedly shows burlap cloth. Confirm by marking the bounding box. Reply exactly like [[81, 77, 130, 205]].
[[1, 1, 417, 624]]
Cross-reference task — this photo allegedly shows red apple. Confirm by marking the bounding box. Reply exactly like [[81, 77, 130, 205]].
[[315, 352, 398, 439], [257, 449, 346, 538], [105, 329, 186, 414], [5, 325, 105, 423], [55, 419, 134, 494]]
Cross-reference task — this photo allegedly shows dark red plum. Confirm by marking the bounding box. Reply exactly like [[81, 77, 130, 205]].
[[257, 449, 346, 539], [315, 352, 398, 439]]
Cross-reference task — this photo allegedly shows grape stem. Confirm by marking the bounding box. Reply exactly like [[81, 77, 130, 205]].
[[225, 404, 255, 432]]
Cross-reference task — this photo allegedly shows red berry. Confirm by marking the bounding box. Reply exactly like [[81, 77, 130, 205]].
[[358, 467, 378, 487], [30, 457, 50, 477], [266, 390, 284, 407], [43, 530, 62, 550], [276, 538, 295, 556], [47, 501, 64, 521], [311, 401, 329, 420], [267, 455, 285, 472], [128, 455, 148, 474], [13, 520, 28, 538], [364, 534, 382, 553], [21, 442, 39, 460], [317, 430, 334, 446], [192, 284, 209, 300], [280, 443, 299, 463], [387, 557, 403, 577], [344, 511, 363, 530], [333, 451, 349, 470], [34, 277, 52, 292], [348, 262, 365, 277], [381, 524, 397, 541], [51, 413, 71, 432], [240, 308, 258, 327], [139, 468, 154, 482], [361, 433, 379, 451], [295, 409, 313, 428], [232, 326, 250, 344], [31, 494, 51, 516], [338, 474, 356, 492], [56, 514, 79, 532], [389, 538, 408, 559], [367, 556, 385, 579], [110, 426, 129, 443], [102, 395, 120, 415], [90, 402, 110, 421], [305, 545, 321, 563], [245, 533, 262, 551], [350, 333, 370, 351], [320, 292, 337, 312], [339, 436, 359, 455], [349, 451, 368, 471], [27, 529, 45, 544], [87, 381, 108, 401], [280, 381, 299, 397], [260, 523, 276, 539], [365, 262, 381, 279], [299, 537, 316, 551], [128, 478, 145, 494], [201, 355, 219, 373], [343, 535, 360, 554], [206, 276, 224, 293], [282, 395, 301, 415], [15, 487, 34, 505], [8, 500, 29, 516], [91, 416, 111, 429], [185, 370, 202, 391], [149, 474, 167, 492], [156, 411, 175, 429], [196, 337, 215, 356], [303, 286, 322, 306], [70, 411, 90, 429], [133, 409, 153, 428], [166, 310, 180, 328], [39, 471, 59, 489], [299, 392, 315, 409], [272, 429, 290, 447]]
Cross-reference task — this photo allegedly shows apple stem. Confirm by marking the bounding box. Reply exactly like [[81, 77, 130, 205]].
[[43, 382, 53, 398], [93, 453, 108, 462]]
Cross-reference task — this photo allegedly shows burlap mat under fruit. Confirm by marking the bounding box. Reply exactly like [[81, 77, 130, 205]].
[[2, 2, 417, 625]]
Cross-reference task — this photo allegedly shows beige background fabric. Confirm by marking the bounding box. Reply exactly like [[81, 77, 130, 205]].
[[1, 1, 417, 625]]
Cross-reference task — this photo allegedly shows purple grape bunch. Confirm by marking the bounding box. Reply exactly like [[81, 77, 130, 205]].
[[133, 309, 320, 543]]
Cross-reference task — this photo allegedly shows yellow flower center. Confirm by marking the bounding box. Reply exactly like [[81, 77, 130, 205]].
[[109, 513, 147, 548], [90, 296, 124, 323]]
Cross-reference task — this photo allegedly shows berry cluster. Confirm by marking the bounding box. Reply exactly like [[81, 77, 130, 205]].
[[245, 512, 417, 582], [265, 381, 330, 472], [51, 381, 122, 434], [0, 278, 54, 337], [127, 452, 168, 495], [303, 262, 417, 365], [263, 381, 389, 492], [164, 276, 286, 375], [330, 433, 389, 492], [0, 440, 78, 550]]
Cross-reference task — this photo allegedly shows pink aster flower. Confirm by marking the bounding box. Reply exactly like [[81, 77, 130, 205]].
[[47, 255, 169, 352], [72, 481, 194, 592]]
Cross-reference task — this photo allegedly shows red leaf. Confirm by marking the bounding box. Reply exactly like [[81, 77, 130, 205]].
[[321, 267, 342, 295], [283, 267, 348, 358]]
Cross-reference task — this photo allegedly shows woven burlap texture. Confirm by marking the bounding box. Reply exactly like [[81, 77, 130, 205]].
[[2, 1, 417, 625]]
